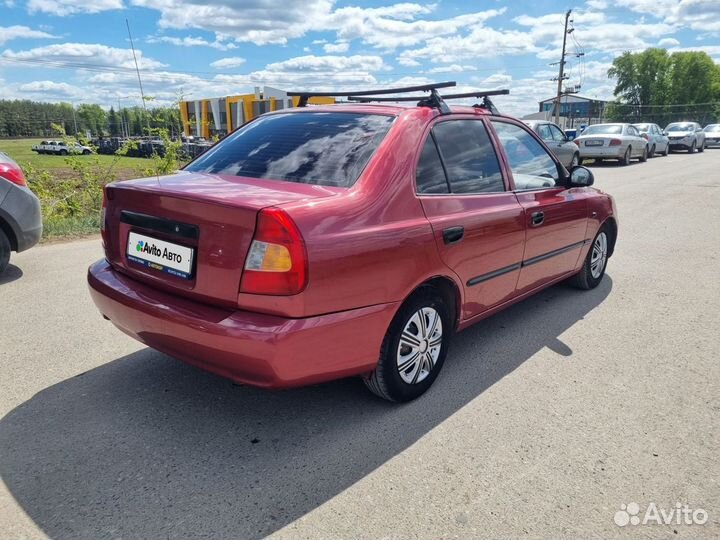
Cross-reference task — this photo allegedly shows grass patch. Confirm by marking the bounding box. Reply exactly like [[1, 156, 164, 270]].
[[43, 215, 101, 239], [0, 138, 147, 174]]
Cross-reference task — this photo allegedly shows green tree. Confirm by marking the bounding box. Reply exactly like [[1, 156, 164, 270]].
[[608, 48, 720, 125], [76, 104, 107, 136], [108, 106, 120, 136]]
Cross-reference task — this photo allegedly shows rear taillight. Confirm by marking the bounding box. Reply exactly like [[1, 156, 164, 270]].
[[609, 139, 622, 146], [574, 139, 580, 145], [240, 207, 308, 296], [0, 162, 27, 186]]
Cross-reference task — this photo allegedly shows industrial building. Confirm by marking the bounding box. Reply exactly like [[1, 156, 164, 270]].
[[179, 86, 334, 138], [528, 95, 608, 128]]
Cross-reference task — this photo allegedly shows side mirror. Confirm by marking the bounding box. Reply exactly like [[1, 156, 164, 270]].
[[568, 165, 594, 187]]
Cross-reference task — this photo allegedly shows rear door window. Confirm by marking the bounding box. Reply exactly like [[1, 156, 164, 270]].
[[416, 135, 450, 194], [185, 112, 395, 187], [432, 120, 505, 194], [537, 124, 553, 141]]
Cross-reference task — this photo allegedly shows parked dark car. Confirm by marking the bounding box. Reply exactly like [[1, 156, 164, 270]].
[[0, 151, 42, 273], [88, 83, 618, 402]]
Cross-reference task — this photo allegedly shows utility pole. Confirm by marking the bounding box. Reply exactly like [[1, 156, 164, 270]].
[[553, 9, 572, 126], [126, 19, 149, 135]]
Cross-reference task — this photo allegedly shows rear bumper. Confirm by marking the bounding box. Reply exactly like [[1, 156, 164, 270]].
[[87, 259, 397, 388], [579, 146, 625, 159], [0, 181, 42, 252], [668, 138, 694, 149]]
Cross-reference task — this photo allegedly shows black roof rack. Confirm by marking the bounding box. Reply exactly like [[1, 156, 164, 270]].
[[348, 88, 510, 115], [288, 81, 456, 113]]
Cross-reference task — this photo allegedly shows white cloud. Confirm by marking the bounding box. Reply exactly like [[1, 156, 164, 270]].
[[426, 64, 475, 74], [323, 41, 349, 53], [27, 0, 123, 16], [1, 42, 166, 70], [658, 37, 680, 46], [18, 80, 85, 98], [129, 0, 333, 45], [209, 57, 246, 69], [0, 25, 59, 46], [263, 54, 385, 73], [147, 35, 237, 50]]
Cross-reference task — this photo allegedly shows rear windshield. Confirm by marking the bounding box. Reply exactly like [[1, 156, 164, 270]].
[[666, 123, 694, 132], [583, 125, 622, 135], [185, 112, 394, 187]]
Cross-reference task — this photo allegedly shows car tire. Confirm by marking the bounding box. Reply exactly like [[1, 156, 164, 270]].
[[568, 225, 610, 290], [698, 142, 704, 153], [649, 144, 656, 158], [639, 146, 648, 162], [0, 228, 11, 274], [620, 146, 631, 166], [688, 141, 696, 154], [59, 149, 68, 156], [364, 287, 452, 402], [83, 149, 91, 155], [662, 144, 669, 156]]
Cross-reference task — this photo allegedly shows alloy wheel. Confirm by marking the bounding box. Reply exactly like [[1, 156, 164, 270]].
[[397, 307, 443, 385], [590, 232, 608, 279]]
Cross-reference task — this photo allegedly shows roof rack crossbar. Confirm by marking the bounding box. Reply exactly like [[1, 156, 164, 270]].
[[288, 81, 456, 107], [347, 88, 510, 115]]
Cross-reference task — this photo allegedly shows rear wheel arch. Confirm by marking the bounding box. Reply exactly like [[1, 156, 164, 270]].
[[401, 275, 462, 333], [0, 215, 18, 251], [602, 217, 618, 257]]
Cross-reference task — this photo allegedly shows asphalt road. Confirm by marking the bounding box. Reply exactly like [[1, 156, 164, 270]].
[[1, 150, 719, 540]]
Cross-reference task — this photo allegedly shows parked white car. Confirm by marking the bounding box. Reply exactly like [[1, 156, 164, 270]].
[[703, 124, 720, 148], [31, 140, 93, 155], [632, 123, 669, 157], [574, 123, 649, 166], [665, 122, 706, 153]]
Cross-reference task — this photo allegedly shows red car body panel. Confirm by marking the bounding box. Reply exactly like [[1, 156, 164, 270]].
[[88, 103, 617, 388]]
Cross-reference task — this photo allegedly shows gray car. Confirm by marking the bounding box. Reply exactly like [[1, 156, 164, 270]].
[[0, 151, 43, 273], [632, 123, 669, 157], [665, 122, 706, 153], [524, 120, 580, 168]]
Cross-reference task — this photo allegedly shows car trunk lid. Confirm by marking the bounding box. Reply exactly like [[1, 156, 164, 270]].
[[104, 171, 340, 307]]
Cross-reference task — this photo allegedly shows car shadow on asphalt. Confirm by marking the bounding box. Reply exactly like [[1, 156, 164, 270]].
[[0, 264, 23, 286], [0, 276, 612, 540]]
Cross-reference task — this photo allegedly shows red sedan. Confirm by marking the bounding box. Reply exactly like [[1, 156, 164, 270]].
[[88, 84, 617, 402]]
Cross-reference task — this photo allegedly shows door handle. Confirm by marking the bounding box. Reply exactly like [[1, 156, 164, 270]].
[[443, 226, 464, 245], [531, 211, 545, 226]]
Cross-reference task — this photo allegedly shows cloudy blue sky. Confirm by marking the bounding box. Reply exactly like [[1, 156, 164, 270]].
[[0, 0, 718, 115]]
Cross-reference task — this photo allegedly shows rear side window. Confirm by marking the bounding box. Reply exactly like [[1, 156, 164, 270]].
[[432, 120, 505, 194], [537, 124, 553, 141], [185, 112, 394, 187], [416, 136, 450, 194]]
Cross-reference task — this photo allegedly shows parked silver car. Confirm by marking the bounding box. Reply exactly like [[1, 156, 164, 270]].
[[0, 151, 42, 273], [524, 120, 580, 168], [632, 123, 669, 157], [665, 122, 706, 153], [703, 124, 720, 148], [574, 123, 648, 166]]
